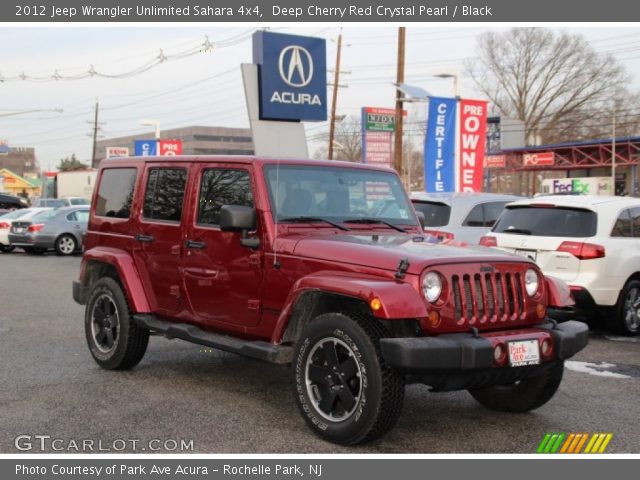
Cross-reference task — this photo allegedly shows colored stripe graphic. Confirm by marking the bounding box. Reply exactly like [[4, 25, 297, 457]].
[[538, 433, 613, 453]]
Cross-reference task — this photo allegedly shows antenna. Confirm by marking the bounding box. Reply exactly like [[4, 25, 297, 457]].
[[273, 159, 280, 268]]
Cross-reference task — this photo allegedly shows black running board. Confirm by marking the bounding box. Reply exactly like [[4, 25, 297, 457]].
[[133, 314, 292, 364]]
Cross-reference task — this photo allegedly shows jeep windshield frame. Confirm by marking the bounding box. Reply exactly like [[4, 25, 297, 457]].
[[264, 164, 418, 228]]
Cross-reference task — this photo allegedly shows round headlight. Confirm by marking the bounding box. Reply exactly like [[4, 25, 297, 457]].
[[525, 269, 540, 297], [422, 271, 443, 303]]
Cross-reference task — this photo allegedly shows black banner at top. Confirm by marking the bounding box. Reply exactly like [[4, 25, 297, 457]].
[[3, 0, 640, 22]]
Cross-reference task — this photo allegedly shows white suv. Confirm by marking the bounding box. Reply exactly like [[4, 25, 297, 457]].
[[480, 195, 640, 335]]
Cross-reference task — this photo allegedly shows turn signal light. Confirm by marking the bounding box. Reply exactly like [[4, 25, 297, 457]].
[[27, 224, 44, 232], [426, 310, 441, 328], [493, 343, 507, 365], [479, 236, 497, 247], [369, 297, 382, 312], [557, 241, 605, 260]]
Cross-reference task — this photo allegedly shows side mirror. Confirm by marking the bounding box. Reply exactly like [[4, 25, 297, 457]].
[[220, 205, 260, 249], [415, 211, 426, 229]]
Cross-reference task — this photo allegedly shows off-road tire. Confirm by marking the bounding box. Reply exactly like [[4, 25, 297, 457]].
[[468, 361, 564, 413], [55, 234, 77, 256], [607, 280, 640, 335], [293, 312, 404, 445], [85, 277, 149, 370]]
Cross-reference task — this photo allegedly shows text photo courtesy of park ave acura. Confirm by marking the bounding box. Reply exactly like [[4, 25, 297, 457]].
[[1, 0, 640, 472]]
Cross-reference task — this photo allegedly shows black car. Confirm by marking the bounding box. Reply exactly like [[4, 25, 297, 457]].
[[0, 193, 29, 212]]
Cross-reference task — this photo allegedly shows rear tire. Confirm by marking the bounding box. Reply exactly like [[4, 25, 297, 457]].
[[607, 280, 640, 335], [468, 361, 564, 413], [85, 277, 149, 370], [0, 244, 15, 253], [293, 312, 404, 445], [55, 234, 77, 256]]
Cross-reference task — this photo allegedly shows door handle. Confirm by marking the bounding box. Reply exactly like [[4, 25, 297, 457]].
[[135, 234, 155, 243], [185, 239, 207, 249]]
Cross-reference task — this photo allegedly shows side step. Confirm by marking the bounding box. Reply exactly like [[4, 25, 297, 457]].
[[133, 314, 293, 364]]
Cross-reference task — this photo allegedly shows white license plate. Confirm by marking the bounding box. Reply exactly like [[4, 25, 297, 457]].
[[515, 249, 537, 262], [14, 227, 24, 233], [508, 340, 540, 367]]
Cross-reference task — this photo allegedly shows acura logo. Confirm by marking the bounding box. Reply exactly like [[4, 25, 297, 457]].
[[278, 45, 314, 87]]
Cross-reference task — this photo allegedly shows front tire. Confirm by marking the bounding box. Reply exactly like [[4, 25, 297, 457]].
[[607, 280, 640, 335], [55, 234, 77, 256], [85, 277, 149, 370], [293, 312, 404, 445], [468, 361, 564, 413]]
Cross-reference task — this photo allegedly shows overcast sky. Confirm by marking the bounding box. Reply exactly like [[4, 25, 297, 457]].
[[1, 26, 639, 171]]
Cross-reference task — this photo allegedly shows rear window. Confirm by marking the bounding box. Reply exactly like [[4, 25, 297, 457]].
[[493, 206, 597, 237], [412, 201, 451, 227], [95, 168, 137, 219], [32, 210, 58, 221]]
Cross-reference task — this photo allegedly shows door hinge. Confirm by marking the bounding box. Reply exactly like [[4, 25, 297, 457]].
[[170, 285, 180, 298], [247, 299, 260, 311], [248, 253, 261, 266]]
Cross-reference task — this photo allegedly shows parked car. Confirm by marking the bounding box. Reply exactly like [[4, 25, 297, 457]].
[[62, 197, 90, 206], [410, 192, 521, 244], [31, 198, 67, 208], [72, 156, 587, 445], [480, 195, 640, 335], [0, 193, 29, 212], [8, 206, 89, 255], [0, 208, 52, 252]]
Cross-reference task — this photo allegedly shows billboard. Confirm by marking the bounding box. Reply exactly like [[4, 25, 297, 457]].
[[361, 107, 406, 168], [363, 107, 397, 132], [134, 140, 157, 157], [253, 31, 327, 122], [424, 97, 457, 192], [458, 99, 488, 192]]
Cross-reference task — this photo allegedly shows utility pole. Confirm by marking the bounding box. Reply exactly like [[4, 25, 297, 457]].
[[90, 99, 100, 168], [328, 31, 343, 160], [393, 27, 406, 176], [612, 108, 617, 194]]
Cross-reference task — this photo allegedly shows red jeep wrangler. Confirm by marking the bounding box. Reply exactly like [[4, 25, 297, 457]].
[[73, 156, 588, 445]]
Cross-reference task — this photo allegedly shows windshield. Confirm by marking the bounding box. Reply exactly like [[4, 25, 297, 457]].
[[493, 206, 597, 237], [264, 165, 417, 226]]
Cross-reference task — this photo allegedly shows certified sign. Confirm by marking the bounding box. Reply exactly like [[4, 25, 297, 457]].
[[134, 140, 157, 157], [253, 31, 327, 122]]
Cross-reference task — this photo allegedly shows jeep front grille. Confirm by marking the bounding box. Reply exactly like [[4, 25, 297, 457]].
[[451, 272, 525, 324]]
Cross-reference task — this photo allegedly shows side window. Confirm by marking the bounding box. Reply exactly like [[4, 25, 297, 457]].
[[462, 204, 484, 227], [630, 207, 640, 238], [75, 211, 90, 223], [482, 202, 508, 227], [611, 209, 632, 237], [198, 169, 253, 226], [66, 212, 77, 221], [95, 168, 137, 219], [142, 168, 188, 222]]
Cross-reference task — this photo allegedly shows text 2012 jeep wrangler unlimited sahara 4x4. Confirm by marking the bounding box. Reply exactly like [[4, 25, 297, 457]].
[[73, 156, 588, 445]]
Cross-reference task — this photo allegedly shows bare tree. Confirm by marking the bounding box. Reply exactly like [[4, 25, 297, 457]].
[[313, 116, 362, 161], [467, 28, 640, 144]]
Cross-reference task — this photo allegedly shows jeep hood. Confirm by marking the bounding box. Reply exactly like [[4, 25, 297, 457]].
[[277, 233, 530, 275]]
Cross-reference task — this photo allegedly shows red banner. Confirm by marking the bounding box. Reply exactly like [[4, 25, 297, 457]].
[[458, 99, 488, 192], [159, 140, 183, 156]]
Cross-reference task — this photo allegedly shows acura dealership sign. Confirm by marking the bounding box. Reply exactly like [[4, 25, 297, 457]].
[[253, 31, 327, 121]]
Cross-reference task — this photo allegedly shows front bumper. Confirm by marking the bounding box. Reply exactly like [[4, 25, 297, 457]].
[[380, 320, 588, 372]]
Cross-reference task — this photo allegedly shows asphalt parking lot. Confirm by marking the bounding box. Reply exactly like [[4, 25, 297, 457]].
[[0, 252, 638, 453]]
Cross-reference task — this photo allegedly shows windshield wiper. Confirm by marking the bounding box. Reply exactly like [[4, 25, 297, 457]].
[[278, 216, 351, 231], [501, 227, 532, 235], [344, 218, 407, 233]]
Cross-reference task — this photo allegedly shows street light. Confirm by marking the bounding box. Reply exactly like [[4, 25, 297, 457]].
[[432, 70, 460, 97], [140, 119, 161, 139]]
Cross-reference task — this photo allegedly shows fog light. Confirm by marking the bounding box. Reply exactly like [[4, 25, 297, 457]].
[[493, 343, 507, 364], [426, 310, 441, 328], [540, 338, 553, 357], [370, 298, 382, 312], [536, 303, 546, 319]]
